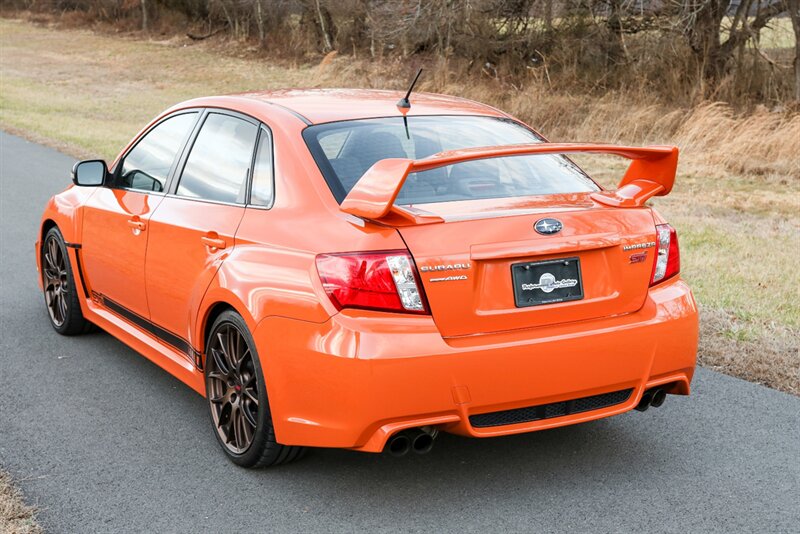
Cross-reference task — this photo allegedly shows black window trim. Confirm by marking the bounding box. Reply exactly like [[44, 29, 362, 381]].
[[111, 109, 202, 196], [167, 108, 267, 208]]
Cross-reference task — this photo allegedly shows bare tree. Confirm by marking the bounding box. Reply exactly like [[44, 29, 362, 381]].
[[12, 0, 800, 104], [141, 0, 148, 31], [254, 0, 266, 46], [790, 0, 800, 101], [315, 0, 334, 51], [675, 0, 787, 90]]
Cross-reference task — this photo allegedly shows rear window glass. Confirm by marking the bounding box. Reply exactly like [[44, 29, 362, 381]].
[[302, 116, 599, 205]]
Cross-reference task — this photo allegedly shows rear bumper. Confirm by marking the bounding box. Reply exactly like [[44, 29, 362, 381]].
[[254, 276, 698, 452]]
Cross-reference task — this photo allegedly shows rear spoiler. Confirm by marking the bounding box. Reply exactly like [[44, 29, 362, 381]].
[[339, 143, 679, 220]]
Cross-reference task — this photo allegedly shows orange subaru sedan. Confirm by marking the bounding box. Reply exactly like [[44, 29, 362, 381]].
[[37, 88, 698, 467]]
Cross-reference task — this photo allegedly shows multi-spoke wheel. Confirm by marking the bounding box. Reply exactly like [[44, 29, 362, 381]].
[[207, 322, 259, 453], [204, 310, 305, 468], [41, 227, 90, 335]]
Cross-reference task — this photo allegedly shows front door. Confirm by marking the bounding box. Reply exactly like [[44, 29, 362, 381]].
[[81, 111, 200, 318], [145, 111, 259, 342]]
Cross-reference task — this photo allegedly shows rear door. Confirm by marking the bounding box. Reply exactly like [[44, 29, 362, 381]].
[[144, 111, 259, 341], [398, 198, 657, 337], [81, 111, 199, 318]]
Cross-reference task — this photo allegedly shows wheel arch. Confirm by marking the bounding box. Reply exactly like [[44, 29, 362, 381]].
[[38, 219, 60, 279], [41, 218, 59, 241], [39, 211, 76, 246], [201, 302, 237, 349], [38, 185, 97, 248], [195, 285, 257, 362], [37, 218, 80, 294]]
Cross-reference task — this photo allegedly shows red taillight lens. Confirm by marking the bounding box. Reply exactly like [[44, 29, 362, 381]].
[[315, 250, 429, 314], [650, 224, 680, 286]]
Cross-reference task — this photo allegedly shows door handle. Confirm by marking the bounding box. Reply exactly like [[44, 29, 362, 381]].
[[201, 236, 227, 251], [127, 219, 146, 232]]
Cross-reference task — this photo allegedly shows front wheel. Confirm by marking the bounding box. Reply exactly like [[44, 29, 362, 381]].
[[41, 227, 91, 335], [204, 310, 305, 468]]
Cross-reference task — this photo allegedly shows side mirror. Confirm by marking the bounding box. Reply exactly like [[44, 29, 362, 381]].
[[72, 160, 108, 186]]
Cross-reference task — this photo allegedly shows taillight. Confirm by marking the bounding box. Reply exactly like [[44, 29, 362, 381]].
[[650, 224, 680, 285], [315, 250, 429, 314]]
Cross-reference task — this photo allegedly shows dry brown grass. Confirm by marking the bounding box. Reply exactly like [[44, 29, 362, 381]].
[[315, 57, 800, 179], [1, 16, 798, 395], [676, 104, 800, 179], [699, 308, 799, 396], [0, 472, 41, 534]]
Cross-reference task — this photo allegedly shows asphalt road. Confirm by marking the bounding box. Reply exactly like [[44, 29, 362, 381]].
[[1, 131, 799, 533]]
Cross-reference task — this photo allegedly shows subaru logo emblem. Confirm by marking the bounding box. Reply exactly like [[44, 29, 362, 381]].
[[534, 218, 563, 235]]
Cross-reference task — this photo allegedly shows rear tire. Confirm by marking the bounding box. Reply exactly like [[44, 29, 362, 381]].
[[41, 227, 91, 335], [204, 310, 305, 468]]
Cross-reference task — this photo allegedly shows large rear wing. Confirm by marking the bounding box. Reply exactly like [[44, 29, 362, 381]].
[[339, 143, 679, 220]]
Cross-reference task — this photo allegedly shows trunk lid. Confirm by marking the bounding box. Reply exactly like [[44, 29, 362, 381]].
[[397, 195, 657, 337]]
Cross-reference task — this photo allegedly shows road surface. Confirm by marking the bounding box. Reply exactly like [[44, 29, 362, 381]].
[[1, 131, 798, 533]]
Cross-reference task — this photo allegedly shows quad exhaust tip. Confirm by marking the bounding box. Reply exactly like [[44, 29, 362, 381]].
[[387, 433, 411, 457], [409, 428, 435, 454], [386, 428, 436, 456], [635, 387, 668, 411], [650, 388, 667, 408]]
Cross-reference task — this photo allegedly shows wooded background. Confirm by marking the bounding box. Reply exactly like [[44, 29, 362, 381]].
[[8, 0, 800, 106]]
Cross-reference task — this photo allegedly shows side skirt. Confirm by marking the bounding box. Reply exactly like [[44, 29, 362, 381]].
[[60, 245, 205, 395], [98, 295, 203, 369], [82, 298, 206, 396]]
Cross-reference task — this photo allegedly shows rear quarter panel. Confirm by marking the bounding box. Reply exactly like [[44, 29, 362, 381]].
[[193, 103, 406, 354]]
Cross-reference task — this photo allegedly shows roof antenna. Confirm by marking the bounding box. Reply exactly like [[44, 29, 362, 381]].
[[397, 68, 422, 139], [397, 67, 423, 111]]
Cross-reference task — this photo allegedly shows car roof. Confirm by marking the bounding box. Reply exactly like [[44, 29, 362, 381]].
[[232, 89, 509, 125]]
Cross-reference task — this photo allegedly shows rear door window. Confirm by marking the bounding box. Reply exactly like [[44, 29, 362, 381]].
[[176, 113, 258, 204]]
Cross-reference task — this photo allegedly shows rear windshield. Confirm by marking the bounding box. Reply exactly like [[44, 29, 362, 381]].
[[302, 115, 599, 205]]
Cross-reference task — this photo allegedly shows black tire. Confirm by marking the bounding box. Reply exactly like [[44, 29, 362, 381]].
[[204, 310, 305, 468], [41, 227, 92, 335]]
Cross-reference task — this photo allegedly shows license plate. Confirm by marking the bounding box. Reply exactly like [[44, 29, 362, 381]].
[[512, 257, 583, 307]]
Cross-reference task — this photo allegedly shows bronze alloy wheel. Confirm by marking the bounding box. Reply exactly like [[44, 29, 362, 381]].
[[41, 227, 91, 336], [206, 322, 260, 454], [43, 234, 69, 327], [204, 310, 305, 468]]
